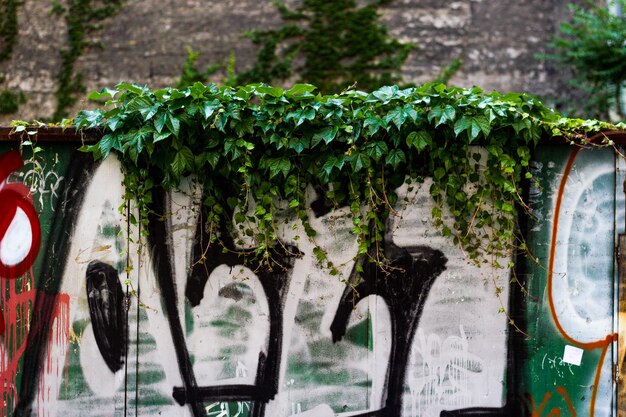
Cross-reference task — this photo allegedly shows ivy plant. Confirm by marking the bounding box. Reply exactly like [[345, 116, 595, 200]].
[[51, 0, 125, 121], [237, 0, 412, 93], [544, 0, 626, 119], [0, 0, 25, 116], [75, 82, 621, 272], [0, 0, 19, 61]]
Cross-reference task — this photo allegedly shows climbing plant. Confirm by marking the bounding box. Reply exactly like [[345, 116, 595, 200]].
[[0, 88, 26, 114], [51, 0, 125, 121], [237, 0, 412, 93], [544, 0, 626, 120], [177, 48, 237, 89], [75, 82, 621, 272], [0, 0, 19, 61], [0, 0, 25, 116]]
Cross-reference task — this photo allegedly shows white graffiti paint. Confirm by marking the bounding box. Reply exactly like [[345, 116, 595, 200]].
[[187, 265, 269, 386], [551, 149, 614, 343], [0, 208, 32, 266], [394, 179, 509, 416], [18, 153, 64, 211], [407, 326, 484, 417], [33, 156, 509, 416]]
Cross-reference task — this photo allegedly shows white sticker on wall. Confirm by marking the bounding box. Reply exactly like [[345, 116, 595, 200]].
[[562, 345, 584, 366]]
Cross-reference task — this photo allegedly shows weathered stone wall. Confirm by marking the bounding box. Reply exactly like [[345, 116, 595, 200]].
[[0, 0, 573, 122]]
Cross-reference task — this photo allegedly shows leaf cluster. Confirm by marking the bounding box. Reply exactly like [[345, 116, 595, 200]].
[[0, 0, 25, 116], [0, 0, 20, 61], [52, 0, 125, 121], [176, 46, 225, 89], [545, 0, 626, 119], [237, 0, 412, 93], [0, 89, 26, 114], [75, 82, 621, 268]]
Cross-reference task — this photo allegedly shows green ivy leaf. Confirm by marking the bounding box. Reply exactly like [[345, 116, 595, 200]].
[[116, 82, 145, 95], [286, 107, 316, 126], [268, 157, 292, 178], [203, 99, 222, 119], [366, 141, 388, 161], [385, 149, 405, 168], [428, 105, 456, 127], [154, 112, 167, 133], [107, 116, 123, 132], [289, 136, 309, 153], [454, 115, 491, 142], [171, 146, 194, 177], [322, 156, 338, 178], [349, 152, 370, 171], [98, 133, 118, 159], [87, 87, 117, 101], [166, 113, 181, 137], [75, 110, 102, 129], [127, 96, 154, 114], [256, 85, 284, 97], [368, 85, 398, 103], [434, 167, 446, 180], [153, 131, 171, 143], [363, 116, 383, 136], [385, 104, 418, 130], [286, 84, 316, 97], [406, 130, 432, 151], [312, 126, 339, 145]]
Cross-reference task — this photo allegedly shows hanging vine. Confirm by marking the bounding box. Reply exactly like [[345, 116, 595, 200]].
[[237, 0, 412, 93], [75, 82, 622, 272], [51, 0, 125, 121], [0, 0, 25, 116], [0, 0, 19, 61]]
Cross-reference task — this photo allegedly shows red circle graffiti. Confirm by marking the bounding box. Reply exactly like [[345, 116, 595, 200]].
[[0, 186, 41, 278], [0, 151, 41, 279]]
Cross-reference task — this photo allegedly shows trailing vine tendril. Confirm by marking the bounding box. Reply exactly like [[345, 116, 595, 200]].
[[75, 82, 623, 270]]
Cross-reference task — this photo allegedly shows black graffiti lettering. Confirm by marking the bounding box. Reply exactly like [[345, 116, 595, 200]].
[[86, 260, 127, 373], [150, 193, 301, 417], [440, 407, 512, 416], [11, 169, 523, 417], [331, 238, 447, 416], [14, 153, 96, 417]]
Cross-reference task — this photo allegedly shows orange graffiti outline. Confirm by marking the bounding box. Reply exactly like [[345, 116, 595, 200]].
[[526, 386, 576, 417], [547, 147, 618, 417]]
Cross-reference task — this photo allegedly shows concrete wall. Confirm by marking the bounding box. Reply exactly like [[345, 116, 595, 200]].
[[0, 0, 574, 122], [0, 139, 619, 416]]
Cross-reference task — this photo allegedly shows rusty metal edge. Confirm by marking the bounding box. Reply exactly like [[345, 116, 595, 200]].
[[0, 126, 626, 145], [0, 126, 103, 143]]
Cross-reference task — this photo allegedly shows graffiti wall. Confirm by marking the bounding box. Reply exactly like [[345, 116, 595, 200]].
[[0, 141, 619, 417], [519, 145, 620, 417]]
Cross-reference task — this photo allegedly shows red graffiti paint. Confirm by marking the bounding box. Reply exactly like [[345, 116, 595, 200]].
[[0, 268, 37, 416], [36, 293, 70, 417], [0, 150, 41, 336], [0, 150, 41, 280]]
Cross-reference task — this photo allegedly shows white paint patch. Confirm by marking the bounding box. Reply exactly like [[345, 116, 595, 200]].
[[187, 265, 269, 386], [407, 327, 485, 416], [562, 345, 583, 366], [291, 404, 334, 416], [79, 323, 124, 397], [0, 208, 33, 266], [167, 178, 202, 334], [52, 156, 130, 416], [551, 149, 614, 343], [394, 178, 509, 416]]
